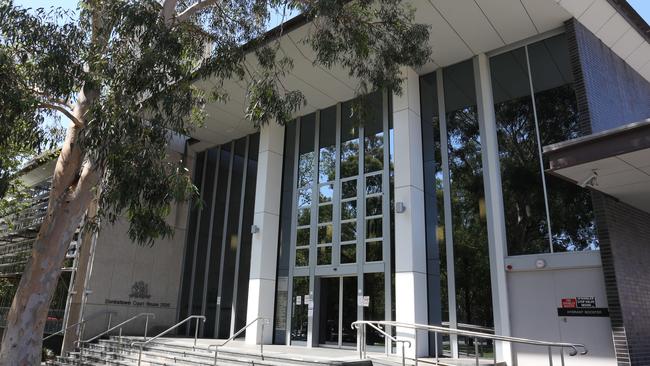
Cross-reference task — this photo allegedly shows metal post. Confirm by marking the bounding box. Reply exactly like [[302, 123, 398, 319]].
[[414, 331, 419, 366], [107, 313, 113, 332], [137, 345, 143, 366], [560, 348, 565, 366], [548, 346, 553, 366], [475, 337, 479, 366], [144, 315, 150, 341], [119, 327, 123, 344], [260, 321, 265, 360], [194, 318, 200, 351], [213, 348, 219, 366], [401, 342, 406, 366], [494, 340, 498, 366], [434, 332, 439, 364], [357, 326, 362, 360]]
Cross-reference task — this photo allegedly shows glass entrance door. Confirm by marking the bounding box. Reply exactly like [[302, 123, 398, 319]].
[[318, 276, 357, 348]]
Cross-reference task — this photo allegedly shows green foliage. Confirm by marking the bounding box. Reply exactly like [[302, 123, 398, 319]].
[[0, 0, 430, 246]]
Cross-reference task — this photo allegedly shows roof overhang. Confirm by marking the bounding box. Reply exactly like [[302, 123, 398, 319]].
[[544, 118, 650, 213], [192, 0, 650, 146]]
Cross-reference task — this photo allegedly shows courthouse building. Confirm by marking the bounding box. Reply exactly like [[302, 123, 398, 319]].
[[2, 0, 649, 365]]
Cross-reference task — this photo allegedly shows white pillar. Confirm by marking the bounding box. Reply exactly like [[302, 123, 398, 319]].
[[245, 122, 285, 345], [473, 54, 513, 364], [392, 67, 429, 358]]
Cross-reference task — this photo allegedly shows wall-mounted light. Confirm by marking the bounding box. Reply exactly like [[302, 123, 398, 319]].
[[535, 259, 547, 269], [395, 201, 406, 213], [251, 224, 260, 234]]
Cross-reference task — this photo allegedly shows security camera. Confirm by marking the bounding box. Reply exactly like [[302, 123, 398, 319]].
[[578, 170, 598, 188]]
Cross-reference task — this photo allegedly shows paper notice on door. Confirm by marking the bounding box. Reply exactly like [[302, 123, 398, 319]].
[[304, 294, 311, 305], [296, 295, 302, 305], [363, 296, 370, 307], [357, 295, 364, 306]]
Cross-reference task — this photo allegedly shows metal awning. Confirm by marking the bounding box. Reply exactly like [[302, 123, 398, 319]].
[[543, 118, 650, 214]]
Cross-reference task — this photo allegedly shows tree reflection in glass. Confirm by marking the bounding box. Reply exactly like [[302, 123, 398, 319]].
[[444, 60, 494, 332]]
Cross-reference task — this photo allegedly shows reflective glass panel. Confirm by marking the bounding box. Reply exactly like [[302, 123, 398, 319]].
[[317, 246, 332, 265], [341, 244, 356, 264], [341, 101, 360, 178], [318, 224, 333, 244], [341, 222, 357, 242], [291, 277, 309, 342], [444, 59, 494, 330], [319, 184, 334, 203], [341, 179, 357, 199], [341, 201, 357, 220], [319, 204, 333, 223], [366, 241, 382, 262], [295, 249, 309, 267], [319, 106, 337, 183], [365, 175, 382, 195], [366, 218, 382, 239], [296, 228, 310, 247], [297, 208, 310, 226], [366, 196, 382, 217]]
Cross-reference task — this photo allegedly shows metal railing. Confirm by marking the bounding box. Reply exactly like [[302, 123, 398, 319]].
[[131, 315, 205, 366], [354, 321, 412, 366], [352, 320, 588, 366], [43, 311, 116, 341], [75, 313, 155, 359], [207, 317, 270, 366]]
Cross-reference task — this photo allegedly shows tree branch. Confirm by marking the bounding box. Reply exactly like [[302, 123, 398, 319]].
[[176, 0, 219, 23], [38, 103, 83, 128], [161, 0, 178, 26]]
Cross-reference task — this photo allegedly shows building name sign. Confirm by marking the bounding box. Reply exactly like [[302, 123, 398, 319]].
[[557, 296, 608, 317], [104, 281, 171, 308]]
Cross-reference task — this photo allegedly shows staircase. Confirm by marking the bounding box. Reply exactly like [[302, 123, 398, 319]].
[[48, 337, 374, 366]]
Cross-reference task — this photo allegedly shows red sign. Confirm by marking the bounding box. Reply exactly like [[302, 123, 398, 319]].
[[562, 298, 577, 308]]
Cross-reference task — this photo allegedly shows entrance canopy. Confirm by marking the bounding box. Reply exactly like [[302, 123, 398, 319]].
[[544, 119, 650, 213]]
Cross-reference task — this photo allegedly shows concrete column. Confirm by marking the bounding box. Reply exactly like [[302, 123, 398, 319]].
[[392, 67, 429, 358], [473, 54, 513, 364], [245, 122, 285, 345]]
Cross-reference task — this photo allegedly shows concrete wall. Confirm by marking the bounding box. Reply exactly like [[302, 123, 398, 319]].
[[81, 148, 191, 338], [505, 251, 616, 366]]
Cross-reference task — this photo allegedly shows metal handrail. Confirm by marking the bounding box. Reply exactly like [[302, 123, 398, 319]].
[[442, 321, 494, 334], [131, 315, 206, 366], [43, 311, 115, 341], [82, 313, 155, 343], [74, 312, 155, 358], [353, 321, 412, 366], [207, 317, 270, 366], [353, 320, 588, 366]]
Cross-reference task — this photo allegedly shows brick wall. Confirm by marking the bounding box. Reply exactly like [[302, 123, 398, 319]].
[[593, 193, 650, 366], [567, 18, 650, 366], [566, 19, 650, 134]]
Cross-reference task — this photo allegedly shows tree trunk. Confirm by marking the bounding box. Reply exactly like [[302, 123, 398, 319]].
[[0, 87, 98, 365], [0, 195, 92, 365]]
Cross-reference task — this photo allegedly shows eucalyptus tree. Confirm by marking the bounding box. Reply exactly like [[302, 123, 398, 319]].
[[0, 0, 430, 363]]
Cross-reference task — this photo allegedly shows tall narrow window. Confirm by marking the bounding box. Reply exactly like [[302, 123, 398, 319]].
[[490, 33, 598, 255], [444, 60, 494, 336]]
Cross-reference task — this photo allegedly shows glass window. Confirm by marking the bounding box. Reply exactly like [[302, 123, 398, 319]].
[[365, 174, 382, 195], [364, 93, 385, 173], [341, 179, 357, 199], [318, 224, 333, 244], [490, 33, 598, 255], [363, 273, 385, 345], [319, 106, 337, 183], [341, 244, 356, 264], [529, 35, 598, 253], [490, 46, 550, 255], [297, 208, 310, 226], [444, 59, 494, 331], [366, 218, 382, 239], [366, 196, 382, 217], [291, 277, 309, 342], [317, 246, 332, 265], [296, 228, 310, 247], [319, 204, 333, 223], [341, 201, 357, 220], [295, 248, 309, 267], [366, 241, 382, 262], [341, 222, 357, 242], [341, 102, 360, 179], [319, 184, 334, 203]]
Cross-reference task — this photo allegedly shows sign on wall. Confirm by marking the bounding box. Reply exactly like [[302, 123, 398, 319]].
[[558, 296, 608, 317], [105, 280, 171, 308]]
